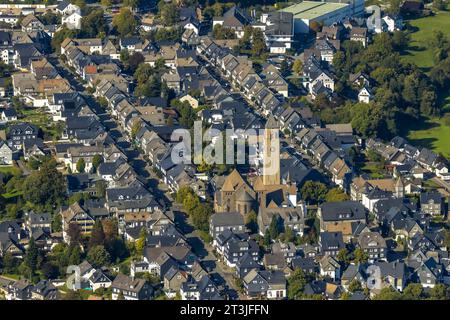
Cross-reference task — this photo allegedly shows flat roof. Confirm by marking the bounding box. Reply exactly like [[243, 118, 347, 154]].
[[280, 1, 349, 19]]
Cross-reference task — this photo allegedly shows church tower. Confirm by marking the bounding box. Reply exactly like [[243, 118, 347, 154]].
[[263, 115, 280, 186], [395, 176, 404, 198]]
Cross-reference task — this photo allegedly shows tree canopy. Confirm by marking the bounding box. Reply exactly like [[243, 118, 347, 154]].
[[113, 8, 137, 36]]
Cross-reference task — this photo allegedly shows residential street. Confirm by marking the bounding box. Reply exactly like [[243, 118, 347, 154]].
[[54, 53, 242, 298]]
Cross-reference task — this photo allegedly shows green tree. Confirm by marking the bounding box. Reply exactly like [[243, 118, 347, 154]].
[[350, 103, 383, 138], [251, 28, 266, 57], [68, 245, 82, 266], [171, 100, 196, 128], [120, 49, 130, 64], [263, 231, 271, 247], [92, 155, 103, 171], [40, 10, 60, 25], [135, 227, 147, 257], [392, 30, 410, 51], [76, 158, 86, 173], [41, 261, 59, 279], [430, 57, 450, 89], [387, 0, 402, 15], [348, 279, 362, 293], [292, 59, 303, 75], [429, 30, 449, 63], [97, 96, 108, 109], [444, 229, 450, 248], [283, 227, 295, 243], [429, 284, 448, 300], [52, 214, 62, 232], [280, 59, 290, 77], [22, 159, 66, 211], [213, 24, 236, 40], [325, 188, 350, 202], [340, 292, 351, 300], [81, 9, 107, 38], [159, 2, 180, 26], [287, 268, 313, 299], [131, 121, 142, 140], [73, 0, 86, 10], [402, 283, 423, 300], [420, 89, 438, 116], [337, 248, 350, 265], [238, 25, 253, 50], [96, 180, 107, 198], [353, 248, 368, 264], [67, 222, 81, 244], [87, 245, 111, 268], [191, 204, 212, 233], [268, 215, 281, 240], [113, 8, 137, 36], [245, 210, 258, 234], [2, 252, 18, 274], [24, 237, 39, 277], [300, 181, 327, 204], [372, 287, 402, 300], [89, 220, 105, 249], [127, 52, 144, 73]]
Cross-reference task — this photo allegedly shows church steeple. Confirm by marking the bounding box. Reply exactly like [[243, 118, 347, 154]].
[[395, 176, 404, 198], [263, 115, 280, 186]]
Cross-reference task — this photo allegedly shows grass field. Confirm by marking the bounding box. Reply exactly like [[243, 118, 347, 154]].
[[407, 92, 450, 156], [403, 6, 450, 157], [403, 7, 450, 70]]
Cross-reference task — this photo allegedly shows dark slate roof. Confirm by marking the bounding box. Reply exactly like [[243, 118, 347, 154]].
[[54, 143, 83, 154], [320, 232, 345, 251], [373, 197, 415, 216], [374, 261, 405, 279], [0, 31, 11, 44], [320, 201, 366, 221], [291, 257, 317, 271], [28, 212, 51, 225], [258, 270, 286, 285], [120, 36, 142, 46], [420, 191, 442, 204], [2, 108, 17, 117], [67, 173, 91, 191], [56, 0, 70, 11], [210, 212, 245, 227], [139, 97, 167, 108]]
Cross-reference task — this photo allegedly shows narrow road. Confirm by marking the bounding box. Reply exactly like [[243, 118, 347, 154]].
[[52, 55, 172, 205], [174, 207, 241, 300]]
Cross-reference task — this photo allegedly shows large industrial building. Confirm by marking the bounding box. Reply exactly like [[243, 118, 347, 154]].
[[280, 0, 365, 33]]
